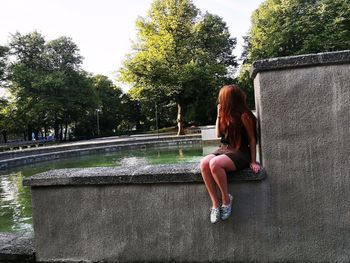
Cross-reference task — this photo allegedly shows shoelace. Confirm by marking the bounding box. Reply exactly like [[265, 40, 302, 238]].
[[221, 195, 233, 210], [210, 207, 220, 213]]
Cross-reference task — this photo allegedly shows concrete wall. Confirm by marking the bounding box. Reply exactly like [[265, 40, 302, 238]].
[[24, 164, 266, 263], [31, 181, 270, 262], [252, 50, 350, 262]]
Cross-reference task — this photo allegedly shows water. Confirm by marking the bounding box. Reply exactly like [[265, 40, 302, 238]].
[[0, 144, 209, 233]]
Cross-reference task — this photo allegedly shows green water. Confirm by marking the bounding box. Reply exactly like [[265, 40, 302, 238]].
[[0, 144, 205, 233]]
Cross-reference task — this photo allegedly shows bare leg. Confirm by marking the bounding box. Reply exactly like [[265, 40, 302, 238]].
[[209, 155, 236, 205], [200, 154, 220, 208]]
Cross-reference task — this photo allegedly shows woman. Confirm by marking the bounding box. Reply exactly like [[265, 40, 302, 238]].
[[200, 85, 260, 223]]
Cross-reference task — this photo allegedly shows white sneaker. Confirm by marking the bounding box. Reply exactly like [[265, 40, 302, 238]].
[[210, 207, 220, 224], [220, 194, 233, 220]]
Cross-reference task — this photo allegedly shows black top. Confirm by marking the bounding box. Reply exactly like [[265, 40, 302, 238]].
[[220, 125, 250, 150]]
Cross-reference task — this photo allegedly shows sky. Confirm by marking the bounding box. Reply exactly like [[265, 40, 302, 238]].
[[0, 0, 264, 95]]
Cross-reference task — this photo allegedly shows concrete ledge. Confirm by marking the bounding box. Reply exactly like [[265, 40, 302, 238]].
[[0, 232, 35, 262], [251, 49, 350, 78], [23, 163, 267, 187]]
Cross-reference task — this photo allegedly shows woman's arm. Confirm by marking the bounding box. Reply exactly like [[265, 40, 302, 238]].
[[215, 104, 221, 138], [241, 112, 260, 173]]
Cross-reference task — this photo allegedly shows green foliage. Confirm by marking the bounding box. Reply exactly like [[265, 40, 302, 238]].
[[128, 85, 175, 130], [247, 0, 350, 61], [93, 75, 123, 133], [0, 97, 20, 142], [6, 32, 99, 141], [239, 0, 350, 109], [118, 93, 145, 133], [0, 45, 9, 82], [0, 98, 9, 132], [1, 32, 140, 141], [74, 75, 123, 136], [120, 0, 237, 132], [236, 63, 255, 109]]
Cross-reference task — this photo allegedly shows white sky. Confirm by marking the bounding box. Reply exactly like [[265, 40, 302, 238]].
[[0, 0, 264, 95]]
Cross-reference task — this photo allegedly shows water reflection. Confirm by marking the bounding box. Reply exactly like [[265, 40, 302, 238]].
[[0, 171, 32, 232], [119, 157, 148, 166]]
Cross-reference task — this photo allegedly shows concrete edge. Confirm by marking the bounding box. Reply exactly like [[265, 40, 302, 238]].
[[23, 163, 267, 187], [0, 134, 201, 160], [0, 232, 35, 262], [250, 50, 350, 78], [0, 137, 202, 170]]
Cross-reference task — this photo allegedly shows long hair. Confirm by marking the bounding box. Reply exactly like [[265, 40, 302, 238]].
[[218, 85, 257, 148]]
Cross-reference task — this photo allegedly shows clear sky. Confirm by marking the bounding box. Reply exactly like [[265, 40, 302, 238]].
[[0, 0, 264, 94]]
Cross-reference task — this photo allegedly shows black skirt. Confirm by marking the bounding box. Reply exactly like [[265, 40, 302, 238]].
[[212, 144, 251, 171]]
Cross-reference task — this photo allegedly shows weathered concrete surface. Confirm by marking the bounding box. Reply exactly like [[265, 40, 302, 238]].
[[253, 50, 350, 262], [200, 125, 218, 142], [0, 232, 35, 262], [30, 181, 269, 263], [23, 163, 266, 187], [24, 164, 266, 262], [0, 135, 201, 170], [251, 49, 350, 78]]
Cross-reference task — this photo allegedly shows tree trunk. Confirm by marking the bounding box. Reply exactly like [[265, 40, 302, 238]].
[[34, 129, 39, 140], [27, 125, 33, 141], [2, 130, 7, 143], [59, 123, 63, 141], [176, 103, 185, 135], [54, 120, 59, 141], [64, 122, 68, 141], [44, 126, 48, 140]]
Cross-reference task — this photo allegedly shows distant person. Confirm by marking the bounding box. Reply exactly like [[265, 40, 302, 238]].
[[200, 85, 260, 223]]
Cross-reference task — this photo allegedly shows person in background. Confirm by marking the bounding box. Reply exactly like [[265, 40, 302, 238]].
[[200, 84, 260, 223]]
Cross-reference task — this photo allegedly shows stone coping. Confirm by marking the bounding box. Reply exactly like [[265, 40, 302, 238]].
[[198, 125, 215, 130], [23, 163, 267, 187], [0, 136, 202, 170], [0, 232, 34, 262], [250, 50, 350, 78], [0, 134, 201, 160]]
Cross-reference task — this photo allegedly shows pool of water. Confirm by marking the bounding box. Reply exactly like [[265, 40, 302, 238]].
[[0, 144, 213, 233]]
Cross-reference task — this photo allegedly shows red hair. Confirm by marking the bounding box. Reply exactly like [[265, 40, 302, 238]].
[[218, 85, 256, 148]]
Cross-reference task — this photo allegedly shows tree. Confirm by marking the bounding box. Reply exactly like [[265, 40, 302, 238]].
[[128, 85, 175, 131], [0, 95, 23, 143], [120, 0, 237, 134], [91, 75, 124, 135], [238, 0, 350, 108], [8, 32, 98, 141], [0, 46, 9, 142], [72, 75, 140, 138], [117, 93, 145, 134], [0, 45, 9, 82], [247, 0, 350, 61], [0, 98, 8, 142], [41, 36, 94, 141], [8, 31, 47, 140]]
